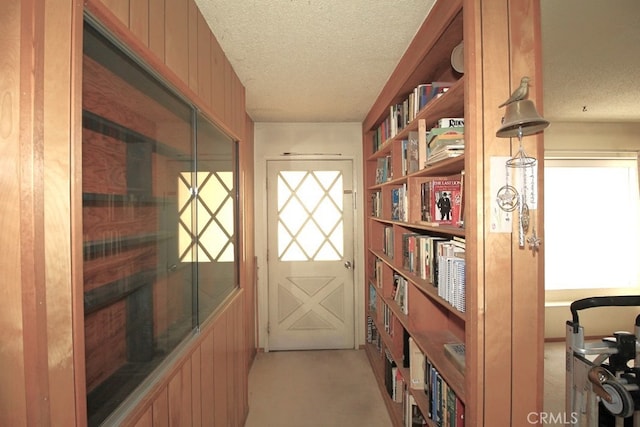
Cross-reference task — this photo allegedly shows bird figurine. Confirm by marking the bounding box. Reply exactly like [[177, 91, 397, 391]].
[[498, 76, 530, 108]]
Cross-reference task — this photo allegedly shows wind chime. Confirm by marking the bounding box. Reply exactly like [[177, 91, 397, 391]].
[[495, 76, 549, 250]]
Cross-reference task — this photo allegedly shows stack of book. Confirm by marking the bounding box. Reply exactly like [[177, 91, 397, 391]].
[[371, 82, 455, 150], [426, 118, 464, 165]]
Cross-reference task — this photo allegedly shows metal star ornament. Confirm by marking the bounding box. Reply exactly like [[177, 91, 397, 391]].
[[499, 76, 530, 108], [526, 226, 541, 251]]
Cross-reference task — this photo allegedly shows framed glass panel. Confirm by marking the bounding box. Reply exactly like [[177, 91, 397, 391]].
[[193, 114, 238, 321], [82, 19, 238, 426]]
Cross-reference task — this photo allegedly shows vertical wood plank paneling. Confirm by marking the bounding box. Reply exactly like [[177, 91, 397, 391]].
[[224, 60, 233, 130], [232, 72, 245, 138], [0, 0, 28, 424], [44, 2, 79, 423], [133, 407, 152, 427], [226, 303, 238, 426], [187, 0, 199, 93], [164, 0, 189, 84], [210, 34, 226, 120], [191, 347, 202, 427], [100, 0, 130, 26], [508, 0, 545, 423], [200, 330, 215, 426], [70, 0, 88, 423], [236, 76, 246, 139], [152, 387, 169, 427], [148, 0, 165, 61], [462, 1, 485, 424], [479, 0, 513, 424], [235, 297, 248, 423], [20, 0, 51, 422], [196, 11, 212, 108], [213, 311, 229, 426], [130, 0, 149, 47], [229, 70, 238, 135], [168, 361, 192, 426]]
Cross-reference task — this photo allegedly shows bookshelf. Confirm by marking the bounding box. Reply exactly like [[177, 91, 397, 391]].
[[362, 0, 545, 425]]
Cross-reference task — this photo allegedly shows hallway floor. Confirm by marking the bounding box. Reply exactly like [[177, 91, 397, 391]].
[[244, 349, 392, 427], [244, 344, 567, 426]]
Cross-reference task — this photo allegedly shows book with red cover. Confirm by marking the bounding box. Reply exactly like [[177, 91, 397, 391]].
[[430, 177, 463, 225]]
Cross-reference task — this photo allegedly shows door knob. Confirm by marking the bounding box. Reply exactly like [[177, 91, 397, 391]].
[[344, 261, 353, 269]]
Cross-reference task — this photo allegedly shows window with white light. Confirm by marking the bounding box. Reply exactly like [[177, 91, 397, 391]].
[[544, 157, 639, 290]]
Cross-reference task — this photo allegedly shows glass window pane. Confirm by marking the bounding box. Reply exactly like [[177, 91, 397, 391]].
[[276, 170, 344, 261], [545, 159, 639, 290], [82, 23, 194, 426], [195, 113, 238, 320]]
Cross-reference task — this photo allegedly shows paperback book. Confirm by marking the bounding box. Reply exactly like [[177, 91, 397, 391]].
[[430, 177, 463, 226]]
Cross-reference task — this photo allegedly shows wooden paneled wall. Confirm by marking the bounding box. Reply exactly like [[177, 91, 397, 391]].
[[1, 0, 83, 425], [88, 0, 247, 142], [1, 0, 255, 425], [123, 292, 246, 427], [463, 0, 545, 424]]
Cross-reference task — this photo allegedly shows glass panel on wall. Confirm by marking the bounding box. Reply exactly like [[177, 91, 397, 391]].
[[81, 20, 239, 426], [193, 114, 238, 321]]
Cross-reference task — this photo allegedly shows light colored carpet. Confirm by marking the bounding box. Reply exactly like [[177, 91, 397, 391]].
[[544, 341, 567, 425], [244, 349, 392, 427], [244, 344, 567, 427]]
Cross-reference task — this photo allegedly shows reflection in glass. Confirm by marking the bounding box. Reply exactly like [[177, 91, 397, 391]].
[[82, 21, 237, 426], [195, 113, 238, 320]]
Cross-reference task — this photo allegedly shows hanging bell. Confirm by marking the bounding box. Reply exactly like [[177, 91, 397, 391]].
[[496, 99, 549, 138]]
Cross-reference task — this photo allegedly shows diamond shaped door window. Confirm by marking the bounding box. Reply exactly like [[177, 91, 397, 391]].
[[277, 171, 343, 261]]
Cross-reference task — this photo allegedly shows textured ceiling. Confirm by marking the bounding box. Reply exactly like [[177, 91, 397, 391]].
[[541, 0, 640, 123], [195, 0, 640, 123]]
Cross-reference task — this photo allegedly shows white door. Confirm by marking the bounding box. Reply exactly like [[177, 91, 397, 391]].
[[266, 159, 355, 350]]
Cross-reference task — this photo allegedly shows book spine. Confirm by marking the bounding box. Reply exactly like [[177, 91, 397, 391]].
[[437, 117, 464, 128]]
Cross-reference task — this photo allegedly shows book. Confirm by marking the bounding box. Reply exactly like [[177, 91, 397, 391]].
[[428, 81, 454, 102], [420, 180, 433, 223], [416, 83, 431, 110], [426, 148, 464, 165], [431, 177, 463, 225], [429, 146, 464, 163], [428, 133, 465, 154], [457, 170, 465, 227], [417, 120, 428, 170], [408, 337, 425, 390], [406, 394, 427, 426], [376, 156, 391, 183], [443, 342, 466, 373], [426, 126, 464, 145], [436, 117, 464, 128], [406, 132, 420, 174], [446, 385, 457, 427], [456, 396, 465, 427], [368, 283, 377, 312], [391, 187, 400, 220]]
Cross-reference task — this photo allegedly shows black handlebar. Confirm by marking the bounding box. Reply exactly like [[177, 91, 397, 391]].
[[570, 296, 640, 333]]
